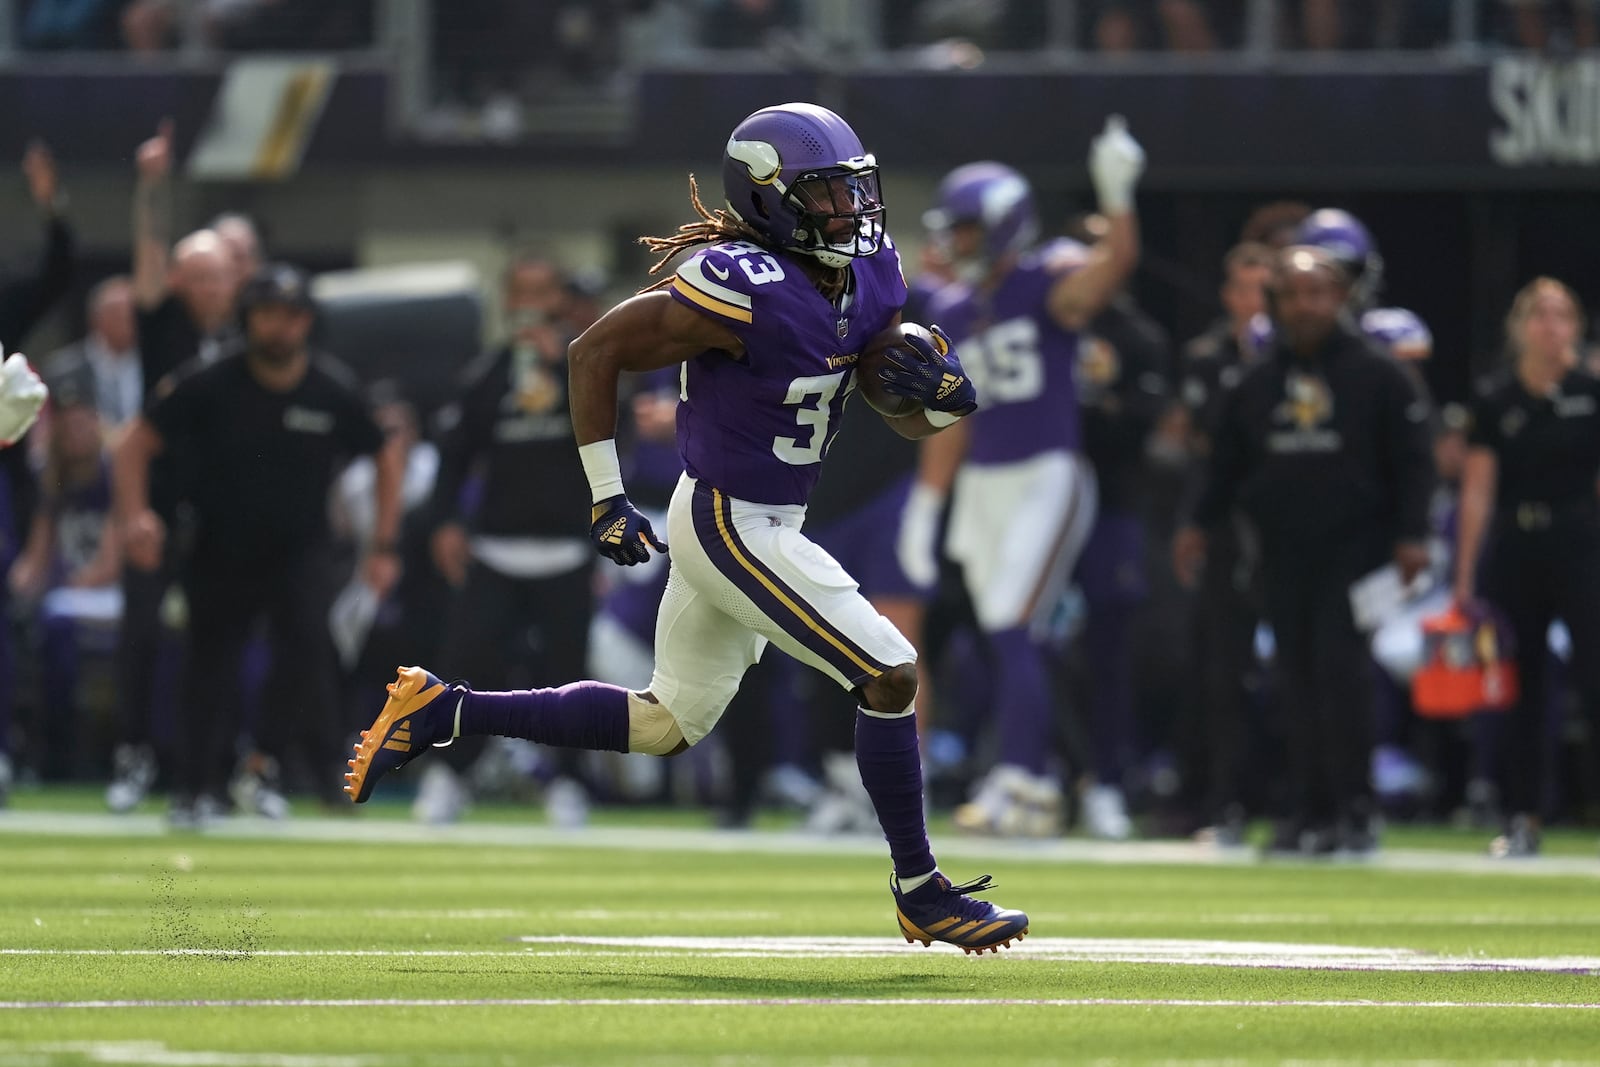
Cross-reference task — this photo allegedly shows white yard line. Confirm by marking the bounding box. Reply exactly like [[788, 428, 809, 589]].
[[2, 811, 1596, 877], [5, 936, 1599, 973]]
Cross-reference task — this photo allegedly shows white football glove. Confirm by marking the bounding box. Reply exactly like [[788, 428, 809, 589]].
[[1088, 115, 1146, 215], [895, 482, 945, 591], [0, 350, 47, 445]]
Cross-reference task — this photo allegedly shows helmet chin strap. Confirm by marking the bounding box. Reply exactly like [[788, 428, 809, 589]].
[[809, 247, 853, 269]]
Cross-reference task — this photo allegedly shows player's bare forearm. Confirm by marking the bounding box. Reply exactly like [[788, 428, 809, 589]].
[[132, 178, 171, 309], [372, 434, 405, 550], [569, 291, 742, 447], [1453, 448, 1497, 599], [912, 416, 969, 489], [882, 409, 944, 440], [1047, 210, 1140, 330], [111, 416, 162, 524]]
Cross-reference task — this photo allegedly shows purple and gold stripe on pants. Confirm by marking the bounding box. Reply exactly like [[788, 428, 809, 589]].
[[691, 482, 888, 686]]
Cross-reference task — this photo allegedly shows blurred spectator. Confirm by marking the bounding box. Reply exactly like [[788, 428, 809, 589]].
[[210, 213, 265, 291], [431, 0, 624, 129], [117, 0, 372, 52], [1270, 1, 1451, 50], [1369, 404, 1477, 817], [1072, 277, 1171, 839], [417, 255, 594, 824], [1498, 0, 1598, 50], [22, 0, 133, 50], [1239, 201, 1313, 250], [1, 141, 75, 353], [330, 380, 445, 701], [701, 0, 801, 48], [561, 269, 609, 337], [204, 0, 373, 51], [0, 138, 74, 801], [1176, 246, 1433, 856], [11, 363, 119, 781], [118, 0, 171, 51], [0, 441, 31, 791], [1454, 277, 1600, 857], [1250, 208, 1435, 406], [1169, 241, 1274, 843], [105, 120, 240, 815], [132, 123, 239, 385], [114, 263, 400, 826], [1088, 1, 1238, 52], [44, 277, 141, 430]]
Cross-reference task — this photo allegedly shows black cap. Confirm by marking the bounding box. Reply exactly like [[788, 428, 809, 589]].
[[240, 262, 314, 314]]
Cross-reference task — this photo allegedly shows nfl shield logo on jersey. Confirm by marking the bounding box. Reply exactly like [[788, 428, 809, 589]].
[[837, 315, 849, 338]]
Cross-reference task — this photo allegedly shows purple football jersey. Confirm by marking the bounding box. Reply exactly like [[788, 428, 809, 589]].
[[668, 237, 907, 506], [1247, 306, 1432, 361], [927, 238, 1087, 463]]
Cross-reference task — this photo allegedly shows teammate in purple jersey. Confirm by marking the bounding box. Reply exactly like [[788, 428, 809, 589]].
[[342, 102, 1028, 954], [910, 117, 1146, 837]]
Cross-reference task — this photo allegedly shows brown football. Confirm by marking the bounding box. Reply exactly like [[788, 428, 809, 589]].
[[854, 322, 935, 419]]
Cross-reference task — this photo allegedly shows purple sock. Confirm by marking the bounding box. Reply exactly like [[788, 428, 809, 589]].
[[458, 681, 630, 753], [854, 708, 937, 879], [990, 626, 1054, 775]]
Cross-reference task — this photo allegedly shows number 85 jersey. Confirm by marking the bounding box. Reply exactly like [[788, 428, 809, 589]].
[[668, 238, 907, 506], [926, 238, 1087, 464]]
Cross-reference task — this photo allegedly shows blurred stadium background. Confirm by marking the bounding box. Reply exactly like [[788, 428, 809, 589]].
[[2, 0, 1598, 837], [3, 3, 1600, 1062], [2, 2, 1598, 830]]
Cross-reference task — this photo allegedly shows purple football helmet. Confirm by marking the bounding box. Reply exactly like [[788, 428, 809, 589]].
[[722, 103, 884, 269], [923, 161, 1038, 284], [1296, 208, 1384, 306]]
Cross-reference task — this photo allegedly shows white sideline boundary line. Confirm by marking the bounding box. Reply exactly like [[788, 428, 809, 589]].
[[0, 998, 1593, 1017], [2, 997, 1598, 1011], [2, 811, 1597, 877]]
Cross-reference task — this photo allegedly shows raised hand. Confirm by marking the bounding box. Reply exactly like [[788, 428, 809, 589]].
[[136, 117, 175, 184], [1088, 114, 1145, 214], [21, 140, 59, 212]]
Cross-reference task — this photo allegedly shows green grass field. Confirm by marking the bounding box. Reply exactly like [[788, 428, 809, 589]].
[[4, 796, 1600, 1066]]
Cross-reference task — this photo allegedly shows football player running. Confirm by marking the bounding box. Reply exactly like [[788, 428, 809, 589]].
[[343, 103, 1027, 954], [908, 118, 1145, 836]]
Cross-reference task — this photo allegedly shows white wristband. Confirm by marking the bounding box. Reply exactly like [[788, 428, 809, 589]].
[[924, 408, 965, 429], [1094, 181, 1133, 216], [578, 439, 625, 503]]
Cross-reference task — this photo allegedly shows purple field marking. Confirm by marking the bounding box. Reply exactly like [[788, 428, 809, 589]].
[[2, 998, 1599, 1010]]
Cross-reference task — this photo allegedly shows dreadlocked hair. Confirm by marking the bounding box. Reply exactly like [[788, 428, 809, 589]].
[[636, 174, 847, 299], [636, 175, 759, 293]]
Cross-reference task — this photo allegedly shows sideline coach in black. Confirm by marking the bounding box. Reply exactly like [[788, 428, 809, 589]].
[[1174, 246, 1433, 856], [115, 264, 401, 820]]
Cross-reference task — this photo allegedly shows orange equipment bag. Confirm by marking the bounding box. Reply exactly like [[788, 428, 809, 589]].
[[1412, 603, 1518, 720]]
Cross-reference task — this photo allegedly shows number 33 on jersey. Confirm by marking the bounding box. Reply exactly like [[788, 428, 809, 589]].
[[667, 238, 909, 506]]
